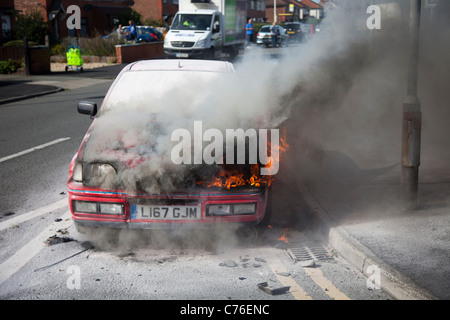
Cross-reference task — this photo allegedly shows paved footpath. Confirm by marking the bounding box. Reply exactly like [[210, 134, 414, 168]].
[[0, 64, 125, 105]]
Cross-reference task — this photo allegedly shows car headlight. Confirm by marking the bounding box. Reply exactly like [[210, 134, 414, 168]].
[[72, 162, 83, 182], [72, 162, 116, 186], [233, 203, 257, 215], [73, 200, 124, 215], [194, 39, 206, 48], [206, 203, 257, 216], [207, 204, 231, 216]]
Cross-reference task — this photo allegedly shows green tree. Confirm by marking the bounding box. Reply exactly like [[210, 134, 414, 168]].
[[117, 9, 143, 26], [15, 9, 49, 44]]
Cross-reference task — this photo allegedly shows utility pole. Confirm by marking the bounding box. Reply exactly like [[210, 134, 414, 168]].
[[401, 0, 422, 210], [274, 0, 277, 22]]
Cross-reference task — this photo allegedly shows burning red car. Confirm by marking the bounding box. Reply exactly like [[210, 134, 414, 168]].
[[67, 60, 286, 232]]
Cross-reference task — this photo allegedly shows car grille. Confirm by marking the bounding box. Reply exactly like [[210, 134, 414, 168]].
[[171, 41, 195, 48]]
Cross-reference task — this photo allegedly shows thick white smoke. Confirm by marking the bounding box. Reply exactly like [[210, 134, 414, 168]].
[[81, 1, 450, 202]]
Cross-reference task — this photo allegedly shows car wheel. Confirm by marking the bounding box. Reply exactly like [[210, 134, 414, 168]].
[[205, 47, 215, 60]]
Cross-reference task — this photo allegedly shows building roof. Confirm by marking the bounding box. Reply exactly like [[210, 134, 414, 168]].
[[265, 0, 307, 8], [298, 0, 323, 9], [266, 0, 323, 9], [300, 0, 322, 9]]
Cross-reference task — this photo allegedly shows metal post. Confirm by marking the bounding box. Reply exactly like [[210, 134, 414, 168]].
[[23, 37, 30, 76], [401, 0, 422, 210], [274, 0, 277, 23]]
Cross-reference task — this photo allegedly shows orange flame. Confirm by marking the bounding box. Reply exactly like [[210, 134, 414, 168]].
[[197, 128, 289, 189], [278, 228, 289, 244]]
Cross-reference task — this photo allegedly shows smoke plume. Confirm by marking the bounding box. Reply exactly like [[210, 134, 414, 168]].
[[82, 1, 450, 226]]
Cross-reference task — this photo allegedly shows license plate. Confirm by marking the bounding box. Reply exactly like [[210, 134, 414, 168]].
[[175, 53, 189, 58], [131, 205, 201, 220]]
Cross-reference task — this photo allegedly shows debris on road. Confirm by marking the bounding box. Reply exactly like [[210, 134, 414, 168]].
[[299, 259, 316, 268], [45, 234, 75, 246], [257, 282, 290, 295], [34, 242, 94, 272], [219, 259, 238, 267]]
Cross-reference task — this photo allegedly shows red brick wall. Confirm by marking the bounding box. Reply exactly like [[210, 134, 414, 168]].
[[132, 0, 163, 22], [14, 0, 49, 19], [115, 42, 164, 64]]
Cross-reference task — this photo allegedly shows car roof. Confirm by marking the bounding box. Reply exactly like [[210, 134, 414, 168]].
[[126, 59, 235, 73]]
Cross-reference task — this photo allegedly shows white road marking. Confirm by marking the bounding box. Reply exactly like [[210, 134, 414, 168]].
[[0, 198, 68, 231], [0, 137, 71, 163], [0, 210, 72, 286]]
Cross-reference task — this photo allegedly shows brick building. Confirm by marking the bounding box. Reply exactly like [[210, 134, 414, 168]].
[[265, 0, 324, 23], [1, 0, 16, 42], [3, 0, 268, 42]]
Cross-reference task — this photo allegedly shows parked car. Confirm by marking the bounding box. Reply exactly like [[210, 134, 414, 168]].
[[124, 26, 164, 43], [284, 22, 305, 43], [256, 25, 289, 47], [68, 59, 272, 233], [103, 26, 163, 43]]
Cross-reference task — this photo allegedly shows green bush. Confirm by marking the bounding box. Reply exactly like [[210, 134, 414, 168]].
[[143, 18, 166, 28], [14, 9, 49, 44], [117, 9, 143, 26], [59, 35, 124, 57], [3, 40, 38, 47], [0, 59, 23, 74], [50, 43, 65, 55]]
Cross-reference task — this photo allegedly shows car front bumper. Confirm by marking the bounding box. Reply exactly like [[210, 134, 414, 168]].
[[68, 181, 269, 230]]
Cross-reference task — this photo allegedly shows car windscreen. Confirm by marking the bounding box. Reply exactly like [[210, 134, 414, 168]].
[[259, 26, 271, 33], [101, 70, 225, 115], [171, 14, 213, 31], [137, 28, 149, 36], [286, 24, 300, 31]]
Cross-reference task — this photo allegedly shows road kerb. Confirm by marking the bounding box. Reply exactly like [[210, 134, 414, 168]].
[[0, 87, 64, 105]]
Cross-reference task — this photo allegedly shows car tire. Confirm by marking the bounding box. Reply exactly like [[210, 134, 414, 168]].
[[205, 47, 215, 60]]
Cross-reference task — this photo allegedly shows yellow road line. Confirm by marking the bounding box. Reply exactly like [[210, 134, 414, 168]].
[[266, 255, 313, 300], [304, 267, 351, 300]]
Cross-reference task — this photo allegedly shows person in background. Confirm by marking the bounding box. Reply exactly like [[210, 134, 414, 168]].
[[117, 24, 124, 40], [246, 18, 254, 46], [270, 22, 278, 47], [126, 20, 136, 42]]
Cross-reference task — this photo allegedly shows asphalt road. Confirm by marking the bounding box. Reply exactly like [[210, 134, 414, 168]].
[[0, 80, 393, 304]]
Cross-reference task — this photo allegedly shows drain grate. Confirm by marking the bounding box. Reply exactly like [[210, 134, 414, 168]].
[[287, 240, 334, 262]]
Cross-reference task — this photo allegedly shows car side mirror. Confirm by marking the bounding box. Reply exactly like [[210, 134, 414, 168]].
[[78, 101, 97, 118]]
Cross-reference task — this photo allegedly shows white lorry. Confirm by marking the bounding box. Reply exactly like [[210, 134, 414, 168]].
[[164, 0, 247, 59]]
